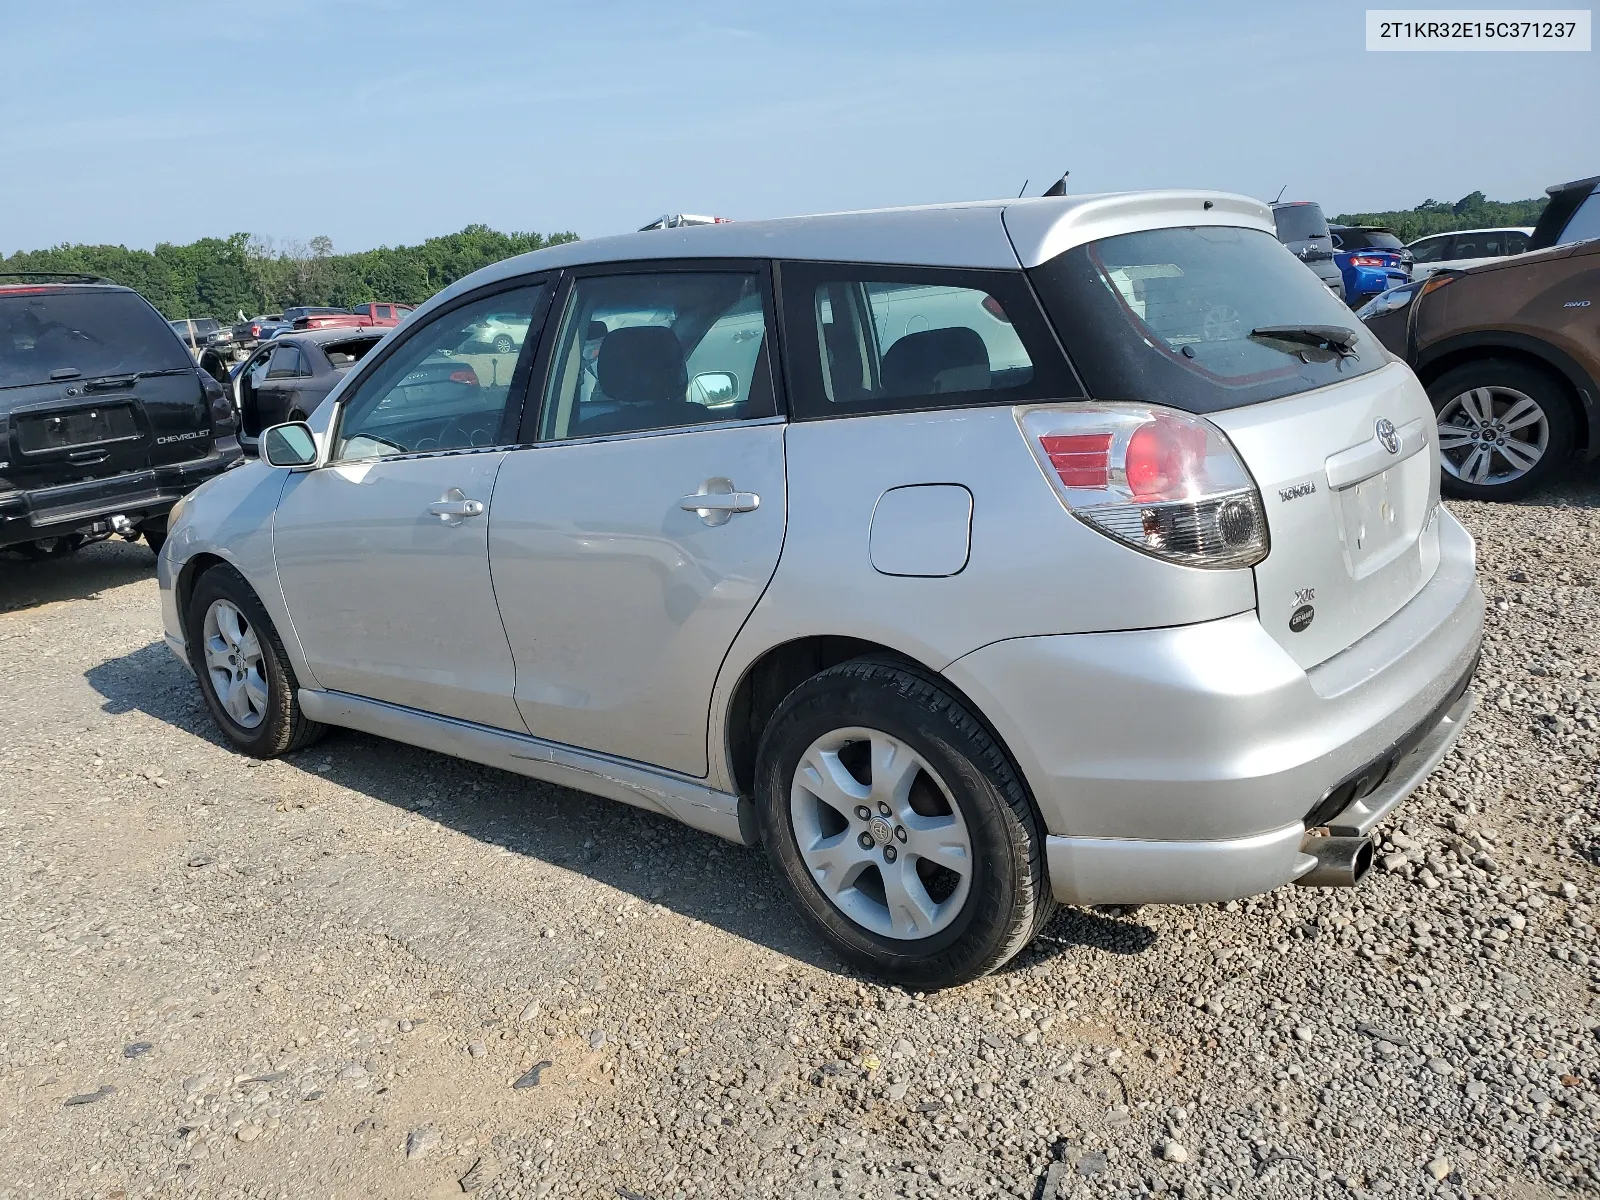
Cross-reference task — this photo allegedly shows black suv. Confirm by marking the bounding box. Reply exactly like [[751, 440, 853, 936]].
[[1, 275, 242, 559]]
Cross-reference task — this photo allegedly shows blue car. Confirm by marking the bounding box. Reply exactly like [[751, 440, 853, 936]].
[[1329, 225, 1411, 308]]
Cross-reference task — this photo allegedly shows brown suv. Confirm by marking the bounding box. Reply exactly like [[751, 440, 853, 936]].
[[1360, 236, 1599, 499]]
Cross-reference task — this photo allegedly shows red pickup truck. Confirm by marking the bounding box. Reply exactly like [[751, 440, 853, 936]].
[[294, 303, 414, 331]]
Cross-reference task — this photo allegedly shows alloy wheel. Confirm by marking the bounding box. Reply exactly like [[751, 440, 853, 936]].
[[202, 599, 268, 729], [788, 726, 973, 941], [1436, 385, 1549, 486]]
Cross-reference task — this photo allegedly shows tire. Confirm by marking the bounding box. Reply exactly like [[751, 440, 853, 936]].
[[1428, 359, 1575, 501], [755, 658, 1052, 989], [492, 333, 515, 355], [143, 529, 167, 556], [185, 564, 326, 757]]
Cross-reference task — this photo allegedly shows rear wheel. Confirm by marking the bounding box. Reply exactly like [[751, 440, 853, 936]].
[[186, 565, 325, 757], [756, 659, 1051, 988], [492, 333, 515, 355], [1429, 359, 1575, 500]]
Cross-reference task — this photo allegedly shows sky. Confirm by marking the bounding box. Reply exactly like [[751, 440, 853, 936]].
[[2, 0, 1596, 254]]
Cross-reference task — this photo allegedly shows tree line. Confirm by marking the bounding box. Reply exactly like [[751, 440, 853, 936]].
[[1332, 191, 1547, 243], [0, 225, 578, 320]]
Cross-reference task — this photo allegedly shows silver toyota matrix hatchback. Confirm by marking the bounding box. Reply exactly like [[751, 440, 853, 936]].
[[160, 192, 1483, 987]]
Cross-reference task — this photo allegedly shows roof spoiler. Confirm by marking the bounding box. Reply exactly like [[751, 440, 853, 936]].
[[0, 271, 109, 284], [1530, 174, 1600, 251]]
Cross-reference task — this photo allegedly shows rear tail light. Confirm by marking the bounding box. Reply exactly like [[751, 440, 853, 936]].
[[1348, 255, 1386, 267], [1018, 404, 1269, 569], [980, 294, 1013, 323], [448, 367, 479, 386]]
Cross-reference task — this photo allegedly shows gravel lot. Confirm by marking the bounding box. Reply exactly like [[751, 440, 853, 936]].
[[1, 480, 1597, 1200]]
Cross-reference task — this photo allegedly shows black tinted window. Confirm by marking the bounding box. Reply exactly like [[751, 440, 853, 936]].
[[1030, 225, 1383, 414], [1272, 204, 1328, 242], [0, 289, 191, 389], [1408, 237, 1451, 263], [779, 263, 1079, 420], [266, 345, 303, 379], [1503, 231, 1530, 254], [1338, 229, 1403, 250]]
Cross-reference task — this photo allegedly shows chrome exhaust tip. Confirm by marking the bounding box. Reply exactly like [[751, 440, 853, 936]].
[[1296, 832, 1375, 888]]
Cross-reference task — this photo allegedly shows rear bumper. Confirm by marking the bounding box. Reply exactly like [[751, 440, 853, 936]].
[[942, 508, 1483, 906], [0, 439, 242, 547]]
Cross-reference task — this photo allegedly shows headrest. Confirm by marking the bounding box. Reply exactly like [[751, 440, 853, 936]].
[[597, 325, 687, 405], [881, 326, 991, 397]]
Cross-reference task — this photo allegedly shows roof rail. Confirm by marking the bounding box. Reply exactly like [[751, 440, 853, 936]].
[[0, 271, 111, 284]]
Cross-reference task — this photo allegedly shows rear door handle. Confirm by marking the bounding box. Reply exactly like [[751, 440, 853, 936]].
[[428, 489, 485, 523]]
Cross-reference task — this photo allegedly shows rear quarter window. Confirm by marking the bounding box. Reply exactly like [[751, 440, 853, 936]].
[[777, 262, 1080, 420], [1, 289, 192, 389], [1029, 225, 1384, 415]]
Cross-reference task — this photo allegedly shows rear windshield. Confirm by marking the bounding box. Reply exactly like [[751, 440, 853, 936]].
[[1272, 205, 1329, 243], [1, 289, 192, 389], [324, 337, 381, 367], [1339, 229, 1404, 251], [1029, 225, 1384, 413]]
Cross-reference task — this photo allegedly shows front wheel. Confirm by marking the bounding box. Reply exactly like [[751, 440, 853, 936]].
[[756, 659, 1052, 989], [492, 333, 515, 355], [186, 564, 325, 757], [1429, 359, 1575, 501]]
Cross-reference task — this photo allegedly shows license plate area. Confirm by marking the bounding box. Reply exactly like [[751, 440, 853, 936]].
[[1333, 463, 1429, 579], [17, 403, 142, 455]]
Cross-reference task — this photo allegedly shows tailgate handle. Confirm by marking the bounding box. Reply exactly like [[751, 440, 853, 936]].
[[1324, 417, 1427, 489]]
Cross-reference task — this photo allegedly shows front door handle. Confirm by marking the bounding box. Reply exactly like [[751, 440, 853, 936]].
[[428, 489, 486, 523], [679, 480, 760, 527]]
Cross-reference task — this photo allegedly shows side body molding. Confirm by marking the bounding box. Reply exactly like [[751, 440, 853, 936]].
[[298, 689, 752, 845]]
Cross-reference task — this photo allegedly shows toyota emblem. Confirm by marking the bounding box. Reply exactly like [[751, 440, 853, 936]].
[[1375, 417, 1400, 455]]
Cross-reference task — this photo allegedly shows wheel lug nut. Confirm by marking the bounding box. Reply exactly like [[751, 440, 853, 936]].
[[855, 806, 871, 822], [894, 826, 907, 842], [858, 832, 874, 850], [883, 845, 897, 863], [877, 802, 891, 817]]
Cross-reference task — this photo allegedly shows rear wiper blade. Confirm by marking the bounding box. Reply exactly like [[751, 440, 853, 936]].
[[82, 373, 140, 392], [1250, 324, 1360, 356], [80, 367, 192, 392]]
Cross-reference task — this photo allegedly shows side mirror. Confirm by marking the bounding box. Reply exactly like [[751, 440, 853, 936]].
[[689, 370, 739, 408], [261, 421, 318, 469]]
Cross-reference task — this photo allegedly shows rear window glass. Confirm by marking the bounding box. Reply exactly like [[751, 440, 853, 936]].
[[1338, 229, 1403, 250], [1, 289, 191, 389], [1272, 205, 1328, 243], [778, 263, 1080, 420], [1029, 225, 1384, 414], [325, 337, 380, 367]]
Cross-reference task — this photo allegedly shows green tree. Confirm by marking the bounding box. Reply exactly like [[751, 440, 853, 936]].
[[1, 225, 578, 318], [1333, 192, 1546, 244]]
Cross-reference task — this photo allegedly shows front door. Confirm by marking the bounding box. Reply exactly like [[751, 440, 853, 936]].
[[489, 265, 786, 776], [272, 280, 551, 729]]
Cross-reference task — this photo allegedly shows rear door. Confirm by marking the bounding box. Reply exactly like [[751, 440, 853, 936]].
[[488, 263, 786, 776], [1, 287, 208, 494]]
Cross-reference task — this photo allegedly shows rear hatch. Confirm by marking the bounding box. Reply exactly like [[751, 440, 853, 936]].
[[1026, 221, 1440, 669], [1, 287, 214, 496]]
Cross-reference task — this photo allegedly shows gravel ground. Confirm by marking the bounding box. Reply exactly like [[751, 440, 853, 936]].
[[1, 480, 1597, 1200]]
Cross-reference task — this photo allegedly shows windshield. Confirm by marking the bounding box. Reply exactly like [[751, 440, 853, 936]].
[[1272, 204, 1329, 243], [1029, 225, 1384, 413], [2, 289, 192, 389]]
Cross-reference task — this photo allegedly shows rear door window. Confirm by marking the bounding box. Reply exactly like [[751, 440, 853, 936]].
[[1029, 225, 1383, 414], [778, 263, 1079, 420], [266, 345, 303, 379], [1, 288, 191, 389], [1408, 236, 1450, 263], [1503, 231, 1530, 254]]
